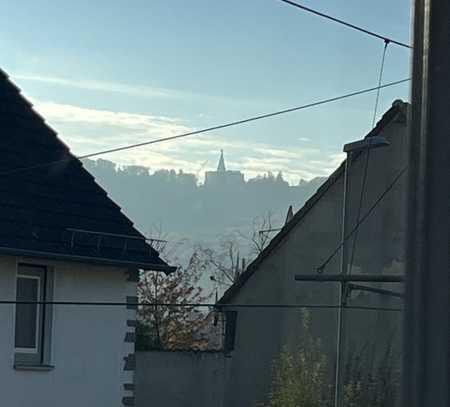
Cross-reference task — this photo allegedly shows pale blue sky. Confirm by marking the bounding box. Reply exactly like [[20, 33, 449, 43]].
[[1, 0, 412, 182]]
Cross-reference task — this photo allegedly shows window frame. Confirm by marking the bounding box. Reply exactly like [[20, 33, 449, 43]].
[[14, 263, 54, 368], [14, 273, 42, 354]]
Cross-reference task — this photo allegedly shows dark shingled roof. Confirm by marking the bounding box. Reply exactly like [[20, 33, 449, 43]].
[[218, 100, 407, 304], [0, 68, 174, 272]]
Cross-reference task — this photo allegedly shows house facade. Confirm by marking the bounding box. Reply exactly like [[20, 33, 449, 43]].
[[0, 69, 173, 407], [218, 101, 409, 406]]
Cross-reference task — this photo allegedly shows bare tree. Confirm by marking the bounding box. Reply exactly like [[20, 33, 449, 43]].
[[248, 210, 275, 255], [136, 234, 213, 350], [196, 211, 277, 293], [196, 235, 243, 290]]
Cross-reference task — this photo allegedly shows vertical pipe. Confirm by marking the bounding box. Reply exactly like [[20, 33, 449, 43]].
[[334, 154, 351, 407], [404, 0, 450, 405], [403, 2, 425, 404]]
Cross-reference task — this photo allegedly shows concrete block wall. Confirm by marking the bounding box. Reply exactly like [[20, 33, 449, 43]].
[[135, 351, 229, 407]]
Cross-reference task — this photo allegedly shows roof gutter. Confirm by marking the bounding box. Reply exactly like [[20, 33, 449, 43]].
[[0, 246, 177, 274]]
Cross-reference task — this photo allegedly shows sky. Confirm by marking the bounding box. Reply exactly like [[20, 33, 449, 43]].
[[0, 0, 412, 183]]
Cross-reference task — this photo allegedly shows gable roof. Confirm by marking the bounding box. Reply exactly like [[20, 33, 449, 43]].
[[285, 205, 294, 225], [218, 100, 408, 304], [0, 69, 174, 272]]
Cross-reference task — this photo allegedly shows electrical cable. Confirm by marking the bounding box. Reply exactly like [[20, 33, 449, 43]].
[[348, 41, 390, 275], [316, 166, 407, 273], [371, 41, 391, 128], [0, 78, 410, 178], [277, 0, 411, 49], [0, 300, 402, 312]]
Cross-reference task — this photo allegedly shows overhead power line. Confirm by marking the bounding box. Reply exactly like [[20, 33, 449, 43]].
[[371, 41, 391, 128], [0, 78, 410, 178], [0, 300, 402, 312], [348, 40, 391, 276], [277, 0, 412, 49], [316, 165, 408, 273]]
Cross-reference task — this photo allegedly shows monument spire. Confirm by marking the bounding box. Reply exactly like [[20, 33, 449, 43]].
[[217, 149, 226, 172]]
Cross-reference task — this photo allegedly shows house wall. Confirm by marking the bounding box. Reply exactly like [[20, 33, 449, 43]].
[[0, 255, 136, 407], [222, 253, 286, 407], [224, 106, 408, 406], [135, 351, 230, 407]]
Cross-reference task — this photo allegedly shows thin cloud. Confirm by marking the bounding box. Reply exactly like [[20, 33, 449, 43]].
[[34, 100, 188, 133], [31, 99, 340, 184], [14, 73, 191, 100], [254, 146, 319, 159], [12, 73, 260, 106]]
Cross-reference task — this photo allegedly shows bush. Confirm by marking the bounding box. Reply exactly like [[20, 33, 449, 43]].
[[256, 310, 400, 407]]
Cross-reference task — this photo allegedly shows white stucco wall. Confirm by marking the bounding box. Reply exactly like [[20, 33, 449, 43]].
[[0, 255, 136, 407]]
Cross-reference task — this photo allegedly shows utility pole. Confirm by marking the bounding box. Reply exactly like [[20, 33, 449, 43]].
[[295, 136, 394, 407], [403, 1, 450, 406], [333, 149, 351, 407], [334, 136, 390, 407]]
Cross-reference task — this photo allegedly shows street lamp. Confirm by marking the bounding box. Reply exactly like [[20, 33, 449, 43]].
[[343, 135, 390, 154]]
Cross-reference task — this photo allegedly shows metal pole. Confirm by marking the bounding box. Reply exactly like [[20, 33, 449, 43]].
[[403, 0, 450, 405], [294, 274, 404, 283], [347, 283, 404, 299], [334, 154, 351, 407]]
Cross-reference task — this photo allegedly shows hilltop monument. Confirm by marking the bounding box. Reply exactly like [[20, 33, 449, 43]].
[[204, 150, 244, 187]]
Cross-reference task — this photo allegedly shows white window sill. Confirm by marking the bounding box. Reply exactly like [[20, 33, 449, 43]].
[[14, 364, 54, 372]]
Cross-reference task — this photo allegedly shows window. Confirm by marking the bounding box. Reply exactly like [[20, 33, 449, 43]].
[[224, 310, 237, 352], [14, 264, 53, 367]]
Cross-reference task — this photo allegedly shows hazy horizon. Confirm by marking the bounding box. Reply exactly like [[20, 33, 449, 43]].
[[1, 0, 411, 184]]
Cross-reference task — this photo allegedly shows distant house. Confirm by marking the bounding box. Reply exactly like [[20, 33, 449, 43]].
[[217, 101, 408, 406], [0, 69, 174, 407], [204, 150, 245, 187]]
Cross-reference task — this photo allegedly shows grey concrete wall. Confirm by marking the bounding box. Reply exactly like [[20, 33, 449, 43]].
[[223, 103, 408, 407], [135, 351, 229, 407]]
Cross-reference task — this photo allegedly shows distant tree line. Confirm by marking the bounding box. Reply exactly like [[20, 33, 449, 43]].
[[84, 159, 326, 239]]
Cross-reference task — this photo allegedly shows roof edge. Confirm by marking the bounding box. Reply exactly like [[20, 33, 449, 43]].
[[0, 68, 161, 248], [217, 100, 409, 305], [0, 246, 176, 274]]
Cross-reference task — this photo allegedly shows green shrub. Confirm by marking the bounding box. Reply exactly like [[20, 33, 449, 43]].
[[256, 310, 400, 407]]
